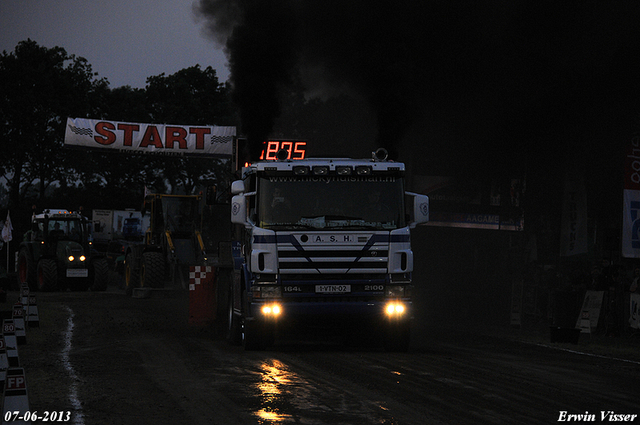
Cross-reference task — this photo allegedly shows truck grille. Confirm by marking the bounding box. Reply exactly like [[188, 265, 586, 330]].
[[277, 246, 389, 275]]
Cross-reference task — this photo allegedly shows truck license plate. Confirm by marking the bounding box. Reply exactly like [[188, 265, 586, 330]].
[[315, 284, 351, 294], [67, 269, 88, 278]]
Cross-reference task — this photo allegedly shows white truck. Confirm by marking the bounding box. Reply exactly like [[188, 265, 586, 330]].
[[227, 148, 429, 350], [92, 209, 148, 245]]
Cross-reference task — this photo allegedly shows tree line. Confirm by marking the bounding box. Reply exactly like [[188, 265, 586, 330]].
[[0, 39, 239, 232], [0, 39, 393, 239]]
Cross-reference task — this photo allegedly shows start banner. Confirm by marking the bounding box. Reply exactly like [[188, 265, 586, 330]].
[[64, 117, 235, 157]]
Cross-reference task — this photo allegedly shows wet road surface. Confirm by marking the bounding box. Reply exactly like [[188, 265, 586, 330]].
[[17, 289, 640, 425]]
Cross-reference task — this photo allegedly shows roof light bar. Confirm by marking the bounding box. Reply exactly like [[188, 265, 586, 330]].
[[293, 166, 310, 175], [355, 166, 372, 175], [336, 166, 352, 175], [312, 166, 329, 175]]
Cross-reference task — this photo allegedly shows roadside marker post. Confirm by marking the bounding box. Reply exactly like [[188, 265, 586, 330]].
[[12, 303, 26, 345], [26, 296, 39, 328], [2, 320, 19, 368], [2, 368, 30, 424], [0, 336, 8, 397], [19, 285, 29, 308]]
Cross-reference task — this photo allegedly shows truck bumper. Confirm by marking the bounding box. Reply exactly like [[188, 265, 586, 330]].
[[249, 299, 412, 323]]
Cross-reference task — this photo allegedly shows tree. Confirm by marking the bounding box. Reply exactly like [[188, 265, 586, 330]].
[[142, 65, 236, 194], [0, 39, 108, 215]]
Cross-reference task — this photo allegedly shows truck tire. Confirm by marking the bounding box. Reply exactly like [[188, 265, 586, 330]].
[[227, 291, 242, 345], [90, 258, 109, 291], [382, 319, 411, 352], [140, 252, 165, 288], [125, 253, 139, 296], [37, 259, 58, 292], [18, 248, 37, 290]]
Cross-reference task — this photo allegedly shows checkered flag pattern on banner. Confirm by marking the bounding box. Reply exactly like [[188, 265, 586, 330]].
[[210, 126, 235, 145], [67, 124, 93, 137], [210, 134, 233, 144]]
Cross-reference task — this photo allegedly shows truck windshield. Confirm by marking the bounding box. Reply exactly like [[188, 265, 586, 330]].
[[258, 175, 405, 230]]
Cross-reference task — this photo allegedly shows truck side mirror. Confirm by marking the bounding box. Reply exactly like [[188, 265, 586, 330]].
[[231, 194, 247, 225], [406, 192, 429, 229], [231, 180, 245, 195]]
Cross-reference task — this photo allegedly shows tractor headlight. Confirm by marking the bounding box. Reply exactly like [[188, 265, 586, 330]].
[[68, 256, 74, 262], [79, 255, 86, 262]]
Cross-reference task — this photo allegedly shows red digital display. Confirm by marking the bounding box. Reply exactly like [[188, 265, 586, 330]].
[[259, 140, 306, 160]]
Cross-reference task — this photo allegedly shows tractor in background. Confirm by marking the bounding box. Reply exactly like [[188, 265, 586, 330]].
[[18, 209, 109, 291]]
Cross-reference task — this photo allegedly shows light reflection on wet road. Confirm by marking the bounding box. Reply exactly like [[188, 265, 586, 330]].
[[214, 348, 411, 425], [255, 360, 298, 423]]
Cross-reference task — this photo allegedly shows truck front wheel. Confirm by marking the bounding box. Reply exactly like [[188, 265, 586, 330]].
[[227, 292, 242, 345]]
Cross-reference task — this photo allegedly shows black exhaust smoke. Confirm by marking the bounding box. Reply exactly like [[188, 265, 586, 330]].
[[195, 0, 462, 159], [222, 0, 298, 161], [196, 0, 640, 166]]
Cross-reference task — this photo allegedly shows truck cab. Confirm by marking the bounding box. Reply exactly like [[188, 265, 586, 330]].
[[228, 150, 429, 350]]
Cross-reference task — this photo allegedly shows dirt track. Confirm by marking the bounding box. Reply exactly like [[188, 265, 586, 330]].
[[9, 284, 640, 425]]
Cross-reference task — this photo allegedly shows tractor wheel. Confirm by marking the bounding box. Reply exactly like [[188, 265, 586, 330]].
[[18, 248, 37, 290], [140, 252, 165, 289], [125, 253, 139, 296], [37, 259, 58, 292], [90, 258, 109, 291]]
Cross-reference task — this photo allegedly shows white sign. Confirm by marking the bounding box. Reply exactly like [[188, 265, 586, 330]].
[[66, 269, 88, 278], [65, 117, 235, 157], [575, 290, 604, 332]]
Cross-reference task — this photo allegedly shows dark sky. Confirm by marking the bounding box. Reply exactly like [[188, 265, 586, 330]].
[[0, 0, 230, 88]]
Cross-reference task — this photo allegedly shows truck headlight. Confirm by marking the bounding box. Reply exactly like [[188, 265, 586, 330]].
[[385, 302, 406, 316], [261, 304, 282, 316]]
